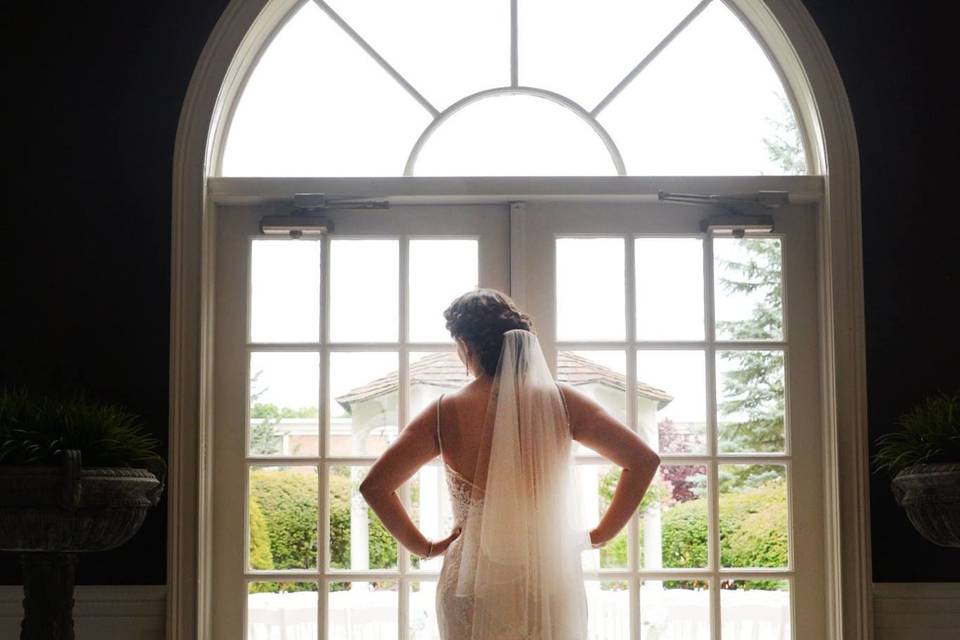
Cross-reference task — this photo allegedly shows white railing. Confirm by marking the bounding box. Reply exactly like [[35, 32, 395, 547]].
[[248, 587, 789, 640]]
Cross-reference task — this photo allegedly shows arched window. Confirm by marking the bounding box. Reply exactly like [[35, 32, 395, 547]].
[[170, 1, 872, 638], [220, 0, 808, 177]]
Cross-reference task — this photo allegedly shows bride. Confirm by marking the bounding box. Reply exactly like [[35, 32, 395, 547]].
[[360, 288, 661, 639]]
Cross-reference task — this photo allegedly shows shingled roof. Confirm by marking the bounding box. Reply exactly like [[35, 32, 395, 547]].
[[335, 351, 672, 410]]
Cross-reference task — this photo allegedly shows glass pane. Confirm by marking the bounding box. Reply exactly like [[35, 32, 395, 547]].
[[721, 580, 790, 640], [719, 464, 788, 569], [249, 352, 319, 457], [409, 239, 478, 343], [250, 240, 320, 343], [641, 580, 710, 640], [557, 238, 625, 341], [641, 464, 708, 569], [247, 582, 318, 640], [413, 93, 618, 176], [406, 463, 455, 572], [409, 351, 468, 424], [558, 350, 626, 456], [329, 352, 399, 456], [408, 580, 440, 640], [585, 580, 630, 639], [324, 0, 509, 111], [329, 466, 398, 570], [713, 238, 783, 341], [716, 350, 785, 453], [635, 237, 704, 340], [578, 464, 628, 570], [636, 350, 707, 455], [521, 0, 703, 112], [328, 580, 398, 640], [598, 2, 806, 175], [222, 2, 432, 176], [330, 239, 399, 342], [249, 466, 318, 571]]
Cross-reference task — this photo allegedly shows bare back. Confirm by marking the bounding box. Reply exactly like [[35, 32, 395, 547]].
[[435, 377, 495, 485]]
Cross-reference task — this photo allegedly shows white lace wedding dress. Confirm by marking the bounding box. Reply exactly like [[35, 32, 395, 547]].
[[435, 392, 484, 638], [430, 330, 591, 639], [436, 382, 589, 640]]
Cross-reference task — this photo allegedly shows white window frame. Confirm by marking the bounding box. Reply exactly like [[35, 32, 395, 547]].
[[169, 1, 871, 639]]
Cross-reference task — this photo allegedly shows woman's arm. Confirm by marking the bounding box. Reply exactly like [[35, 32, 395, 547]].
[[359, 399, 459, 557], [559, 382, 662, 547]]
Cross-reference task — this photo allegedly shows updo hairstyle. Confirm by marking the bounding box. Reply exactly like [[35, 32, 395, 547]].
[[443, 288, 534, 376]]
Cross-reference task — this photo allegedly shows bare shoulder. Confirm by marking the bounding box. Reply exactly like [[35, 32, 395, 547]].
[[556, 381, 659, 470], [404, 394, 442, 444], [556, 381, 607, 425]]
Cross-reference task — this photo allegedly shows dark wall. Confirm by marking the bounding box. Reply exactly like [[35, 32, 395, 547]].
[[1, 1, 955, 585], [800, 0, 959, 581]]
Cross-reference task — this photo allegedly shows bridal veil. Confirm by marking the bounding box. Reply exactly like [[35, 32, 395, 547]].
[[454, 329, 594, 639]]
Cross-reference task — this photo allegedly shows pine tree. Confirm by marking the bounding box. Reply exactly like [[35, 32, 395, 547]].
[[716, 238, 785, 457], [714, 95, 802, 487]]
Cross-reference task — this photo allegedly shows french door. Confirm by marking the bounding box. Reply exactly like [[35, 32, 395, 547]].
[[212, 197, 824, 639]]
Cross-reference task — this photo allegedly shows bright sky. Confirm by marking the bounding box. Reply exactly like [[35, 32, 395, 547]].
[[222, 0, 799, 177], [248, 236, 783, 434]]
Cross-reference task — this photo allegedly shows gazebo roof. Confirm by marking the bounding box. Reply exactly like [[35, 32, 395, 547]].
[[335, 351, 672, 410]]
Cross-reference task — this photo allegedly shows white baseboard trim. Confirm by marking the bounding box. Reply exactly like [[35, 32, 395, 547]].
[[873, 582, 960, 640], [0, 585, 166, 639], [0, 581, 956, 638]]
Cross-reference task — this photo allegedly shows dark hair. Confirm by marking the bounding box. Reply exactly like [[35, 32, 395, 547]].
[[443, 288, 534, 376]]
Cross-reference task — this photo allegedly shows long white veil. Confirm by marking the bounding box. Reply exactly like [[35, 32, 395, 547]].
[[454, 329, 594, 639]]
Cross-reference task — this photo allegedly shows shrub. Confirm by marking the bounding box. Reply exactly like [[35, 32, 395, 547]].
[[0, 389, 160, 467], [250, 469, 318, 571], [723, 490, 788, 568], [873, 390, 960, 475], [660, 499, 709, 569], [328, 468, 398, 570], [654, 478, 787, 590], [249, 497, 274, 570]]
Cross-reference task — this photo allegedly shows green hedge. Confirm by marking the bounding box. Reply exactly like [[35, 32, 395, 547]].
[[603, 475, 787, 590], [250, 470, 788, 592], [249, 497, 274, 570], [253, 468, 398, 593]]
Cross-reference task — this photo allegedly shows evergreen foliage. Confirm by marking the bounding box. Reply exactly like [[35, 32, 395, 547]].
[[249, 402, 318, 456], [716, 239, 786, 471], [249, 497, 274, 570], [249, 469, 319, 571], [0, 389, 161, 467], [763, 92, 807, 175], [873, 390, 960, 475]]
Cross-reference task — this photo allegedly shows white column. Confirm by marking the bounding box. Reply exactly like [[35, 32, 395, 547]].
[[637, 400, 662, 577], [350, 422, 369, 574]]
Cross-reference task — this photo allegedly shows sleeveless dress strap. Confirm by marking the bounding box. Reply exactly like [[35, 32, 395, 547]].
[[555, 382, 572, 433], [436, 393, 446, 457]]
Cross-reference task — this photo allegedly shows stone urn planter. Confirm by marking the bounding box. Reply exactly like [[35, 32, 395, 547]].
[[0, 450, 164, 639], [890, 463, 960, 547]]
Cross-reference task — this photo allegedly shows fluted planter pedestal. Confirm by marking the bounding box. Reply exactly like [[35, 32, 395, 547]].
[[0, 451, 163, 640], [891, 463, 960, 547]]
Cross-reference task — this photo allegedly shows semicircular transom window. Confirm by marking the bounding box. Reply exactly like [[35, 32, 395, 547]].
[[221, 0, 808, 177]]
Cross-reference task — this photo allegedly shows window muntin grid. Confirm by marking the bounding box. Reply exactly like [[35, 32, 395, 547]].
[[239, 227, 797, 638], [243, 234, 483, 638], [221, 0, 808, 177], [554, 233, 793, 639]]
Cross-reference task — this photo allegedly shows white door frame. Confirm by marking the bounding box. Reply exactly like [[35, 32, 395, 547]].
[[210, 204, 510, 638], [170, 2, 869, 639], [516, 200, 825, 639]]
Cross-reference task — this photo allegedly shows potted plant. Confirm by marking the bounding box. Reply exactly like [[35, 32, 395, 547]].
[[0, 389, 165, 640], [873, 390, 960, 547]]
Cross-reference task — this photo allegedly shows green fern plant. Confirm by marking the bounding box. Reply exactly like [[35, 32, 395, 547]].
[[873, 390, 960, 476], [0, 389, 161, 467]]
